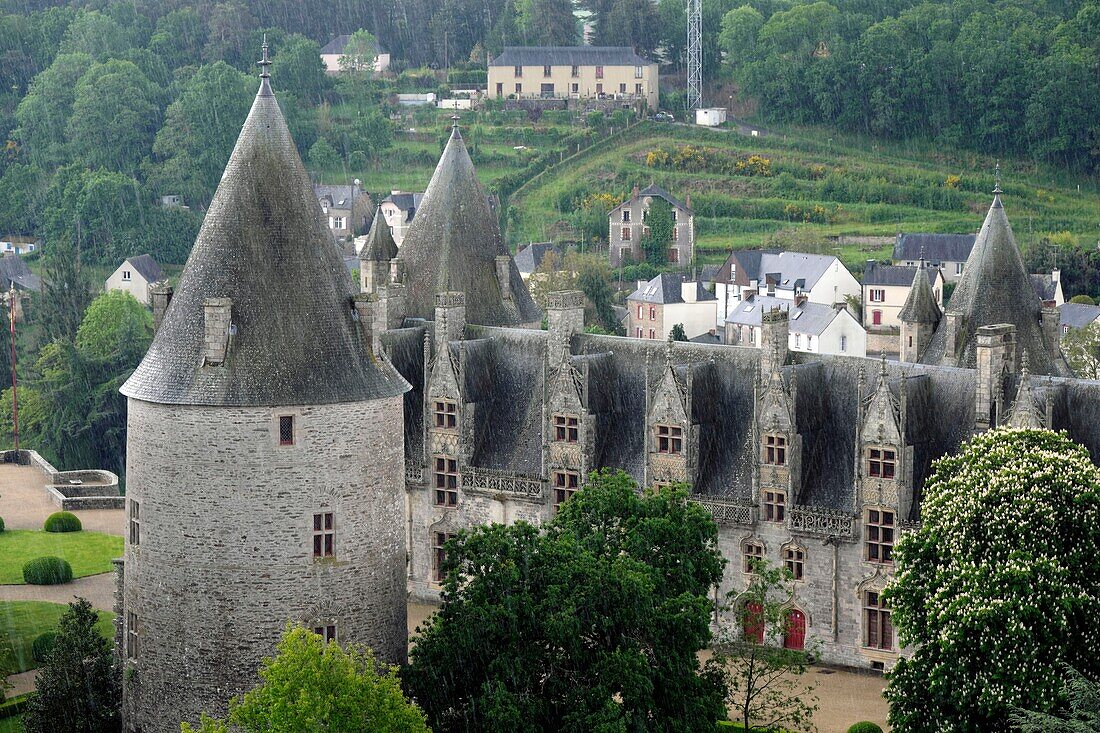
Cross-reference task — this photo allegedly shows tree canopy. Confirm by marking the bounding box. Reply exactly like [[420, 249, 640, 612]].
[[885, 428, 1100, 732], [404, 469, 726, 732], [183, 625, 429, 733]]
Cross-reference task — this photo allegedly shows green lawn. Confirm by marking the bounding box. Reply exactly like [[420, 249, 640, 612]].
[[0, 531, 123, 585], [0, 600, 114, 675], [0, 716, 22, 733]]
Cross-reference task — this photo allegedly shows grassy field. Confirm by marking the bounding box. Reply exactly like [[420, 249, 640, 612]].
[[0, 600, 114, 675], [0, 531, 123, 585], [0, 716, 21, 733], [506, 121, 1100, 270]]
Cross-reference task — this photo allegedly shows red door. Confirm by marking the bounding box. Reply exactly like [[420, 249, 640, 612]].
[[743, 602, 764, 644], [872, 310, 882, 326], [784, 609, 806, 650]]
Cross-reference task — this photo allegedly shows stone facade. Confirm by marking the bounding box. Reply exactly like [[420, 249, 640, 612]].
[[609, 186, 694, 268], [121, 396, 406, 732]]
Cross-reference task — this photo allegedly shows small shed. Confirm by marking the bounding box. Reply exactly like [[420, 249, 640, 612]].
[[695, 108, 727, 127]]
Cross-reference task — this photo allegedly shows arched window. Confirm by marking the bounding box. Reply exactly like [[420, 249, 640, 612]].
[[783, 609, 806, 650]]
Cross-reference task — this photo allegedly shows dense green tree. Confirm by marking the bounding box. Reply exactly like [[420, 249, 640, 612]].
[[1063, 323, 1100, 379], [572, 252, 622, 334], [885, 429, 1100, 732], [203, 1, 256, 65], [75, 290, 152, 368], [148, 61, 255, 206], [21, 598, 119, 733], [339, 28, 380, 73], [14, 52, 92, 168], [641, 197, 674, 266], [720, 6, 765, 66], [58, 9, 132, 60], [404, 470, 726, 732], [1010, 667, 1100, 732], [271, 34, 327, 103], [68, 59, 161, 172], [308, 137, 341, 169], [36, 239, 92, 345], [669, 323, 688, 341], [597, 0, 660, 56], [183, 625, 429, 733], [0, 163, 45, 234], [148, 7, 207, 70], [516, 0, 577, 45]]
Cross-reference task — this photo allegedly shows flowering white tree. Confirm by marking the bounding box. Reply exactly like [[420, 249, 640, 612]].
[[885, 428, 1100, 732], [1063, 323, 1100, 379]]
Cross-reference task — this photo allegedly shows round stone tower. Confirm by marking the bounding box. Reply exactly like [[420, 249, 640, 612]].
[[118, 48, 409, 732]]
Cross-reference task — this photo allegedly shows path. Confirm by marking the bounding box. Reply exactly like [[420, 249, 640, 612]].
[[0, 464, 124, 536]]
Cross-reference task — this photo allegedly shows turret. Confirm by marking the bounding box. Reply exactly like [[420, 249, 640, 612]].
[[118, 41, 410, 733], [898, 256, 941, 363], [359, 210, 398, 295]]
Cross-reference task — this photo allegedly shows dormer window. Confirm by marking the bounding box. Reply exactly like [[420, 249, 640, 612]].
[[553, 414, 579, 443], [433, 400, 457, 429], [763, 434, 786, 466], [867, 447, 896, 479], [655, 424, 682, 455]]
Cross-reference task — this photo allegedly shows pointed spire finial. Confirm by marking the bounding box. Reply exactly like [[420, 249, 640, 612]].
[[665, 332, 675, 370], [993, 160, 1002, 195], [879, 350, 888, 380], [1020, 348, 1030, 378], [258, 34, 272, 79], [918, 245, 925, 266]]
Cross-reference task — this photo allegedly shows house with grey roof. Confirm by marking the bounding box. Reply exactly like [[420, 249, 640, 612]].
[[713, 249, 861, 326], [0, 253, 41, 293], [892, 232, 976, 282], [1030, 270, 1065, 307], [609, 184, 694, 269], [627, 273, 716, 340], [105, 254, 165, 306], [313, 182, 371, 245], [862, 261, 944, 331], [378, 191, 423, 247], [515, 241, 567, 280], [726, 293, 866, 357], [319, 34, 390, 74], [489, 46, 658, 108], [1059, 302, 1100, 335]]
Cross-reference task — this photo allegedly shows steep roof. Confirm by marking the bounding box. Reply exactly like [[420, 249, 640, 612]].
[[725, 295, 846, 336], [715, 249, 778, 286], [898, 262, 942, 324], [514, 241, 565, 275], [610, 184, 692, 216], [1030, 273, 1058, 302], [863, 261, 938, 287], [313, 183, 361, 210], [920, 194, 1068, 376], [893, 233, 976, 262], [395, 125, 541, 326], [490, 46, 652, 67], [358, 211, 398, 263], [755, 252, 841, 294], [125, 254, 164, 283], [0, 254, 41, 292], [122, 68, 408, 407], [381, 191, 423, 216], [1060, 302, 1100, 329], [628, 273, 715, 305]]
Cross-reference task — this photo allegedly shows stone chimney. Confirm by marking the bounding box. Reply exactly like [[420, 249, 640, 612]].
[[352, 293, 374, 355], [760, 305, 790, 375], [546, 290, 586, 359], [1041, 306, 1060, 354], [434, 291, 466, 353], [495, 255, 513, 301], [632, 184, 640, 199], [943, 312, 964, 365], [150, 284, 173, 333], [974, 323, 1016, 431], [201, 297, 233, 367], [794, 293, 808, 307]]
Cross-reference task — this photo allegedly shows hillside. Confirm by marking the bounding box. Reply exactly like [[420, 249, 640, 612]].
[[507, 120, 1100, 275]]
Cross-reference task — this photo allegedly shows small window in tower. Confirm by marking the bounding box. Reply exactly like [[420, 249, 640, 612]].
[[126, 612, 139, 660], [866, 508, 895, 564], [312, 512, 335, 558], [763, 434, 787, 466], [279, 415, 295, 446], [129, 500, 140, 546], [313, 624, 337, 643], [122, 270, 132, 281], [868, 447, 896, 479]]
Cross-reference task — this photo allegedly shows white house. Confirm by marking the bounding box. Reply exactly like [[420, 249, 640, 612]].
[[0, 235, 39, 255], [725, 294, 866, 357], [862, 261, 944, 330], [627, 273, 717, 341], [105, 254, 165, 306], [1059, 302, 1100, 335], [319, 35, 390, 74], [696, 108, 727, 126], [711, 249, 861, 327]]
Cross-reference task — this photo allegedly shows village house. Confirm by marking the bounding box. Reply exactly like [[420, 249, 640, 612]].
[[712, 249, 861, 326], [105, 254, 164, 305], [378, 191, 423, 246], [313, 182, 372, 245], [1030, 269, 1065, 307], [0, 234, 40, 255], [892, 232, 976, 282], [319, 34, 390, 74], [0, 253, 41, 292], [514, 241, 567, 281], [488, 46, 658, 109], [608, 184, 694, 268], [627, 273, 717, 341], [725, 293, 867, 357], [862, 261, 944, 331], [1059, 302, 1100, 335]]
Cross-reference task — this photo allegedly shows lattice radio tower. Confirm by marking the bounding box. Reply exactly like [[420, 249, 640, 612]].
[[686, 0, 702, 110]]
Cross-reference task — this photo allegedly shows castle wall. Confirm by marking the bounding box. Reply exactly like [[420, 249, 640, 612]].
[[121, 395, 405, 733]]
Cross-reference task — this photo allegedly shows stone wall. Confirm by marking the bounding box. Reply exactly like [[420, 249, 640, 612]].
[[121, 395, 406, 733]]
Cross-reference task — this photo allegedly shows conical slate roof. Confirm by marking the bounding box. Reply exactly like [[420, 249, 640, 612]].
[[396, 125, 541, 326], [898, 260, 941, 324], [920, 194, 1066, 375], [359, 211, 398, 263], [121, 72, 408, 406]]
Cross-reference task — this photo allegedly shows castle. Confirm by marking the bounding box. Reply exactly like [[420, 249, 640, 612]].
[[117, 54, 1100, 730]]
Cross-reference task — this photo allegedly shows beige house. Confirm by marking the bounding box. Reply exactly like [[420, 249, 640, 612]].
[[892, 233, 975, 283], [378, 191, 424, 247], [319, 35, 390, 74], [313, 182, 372, 244], [627, 274, 716, 341], [105, 254, 164, 306], [609, 185, 694, 268], [488, 46, 658, 109], [863, 261, 944, 330]]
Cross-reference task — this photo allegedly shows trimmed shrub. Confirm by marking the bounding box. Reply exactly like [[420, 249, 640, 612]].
[[31, 631, 58, 662], [0, 516, 4, 532], [22, 556, 74, 585], [847, 723, 884, 733], [44, 511, 82, 533]]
